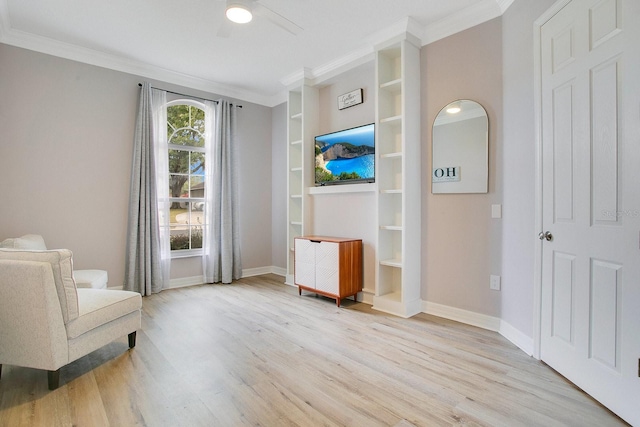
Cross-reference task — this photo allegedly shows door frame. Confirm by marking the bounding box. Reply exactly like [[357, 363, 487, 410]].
[[532, 0, 572, 360]]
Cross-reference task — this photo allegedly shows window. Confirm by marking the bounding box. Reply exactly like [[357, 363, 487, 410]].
[[166, 101, 207, 253]]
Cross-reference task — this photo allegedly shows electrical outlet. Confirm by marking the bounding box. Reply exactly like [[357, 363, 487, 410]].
[[490, 275, 501, 291]]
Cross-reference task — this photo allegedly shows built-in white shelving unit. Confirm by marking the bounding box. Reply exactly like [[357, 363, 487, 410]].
[[373, 34, 422, 317], [286, 81, 319, 285]]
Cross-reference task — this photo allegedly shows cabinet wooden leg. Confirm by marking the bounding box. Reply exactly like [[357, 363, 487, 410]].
[[298, 287, 301, 295], [336, 298, 341, 307]]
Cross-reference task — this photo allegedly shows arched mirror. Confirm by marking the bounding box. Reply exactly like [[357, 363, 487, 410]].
[[432, 100, 488, 194]]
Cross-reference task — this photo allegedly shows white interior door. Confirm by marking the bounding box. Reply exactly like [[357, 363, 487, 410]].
[[539, 0, 640, 424]]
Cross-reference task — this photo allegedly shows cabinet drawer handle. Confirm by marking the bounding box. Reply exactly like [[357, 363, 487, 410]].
[[310, 240, 321, 243]]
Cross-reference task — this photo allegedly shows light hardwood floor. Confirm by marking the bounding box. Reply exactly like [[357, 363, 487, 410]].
[[0, 274, 627, 426]]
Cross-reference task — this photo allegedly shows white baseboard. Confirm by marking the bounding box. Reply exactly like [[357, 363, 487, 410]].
[[168, 275, 204, 289], [421, 301, 533, 356], [359, 288, 374, 305], [499, 320, 534, 356], [242, 266, 273, 277], [422, 301, 501, 332], [270, 266, 286, 277], [166, 266, 286, 289], [284, 274, 295, 287]]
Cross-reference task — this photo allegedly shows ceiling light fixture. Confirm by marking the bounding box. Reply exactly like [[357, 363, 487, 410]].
[[226, 0, 253, 24]]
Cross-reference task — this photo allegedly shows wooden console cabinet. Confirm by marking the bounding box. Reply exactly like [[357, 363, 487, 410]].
[[294, 236, 362, 307]]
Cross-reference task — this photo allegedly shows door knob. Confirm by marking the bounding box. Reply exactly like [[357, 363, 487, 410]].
[[538, 231, 553, 241]]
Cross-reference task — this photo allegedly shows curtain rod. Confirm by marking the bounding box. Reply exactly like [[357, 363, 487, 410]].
[[137, 83, 242, 108]]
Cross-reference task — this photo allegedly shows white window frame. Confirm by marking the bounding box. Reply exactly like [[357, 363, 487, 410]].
[[165, 99, 208, 258]]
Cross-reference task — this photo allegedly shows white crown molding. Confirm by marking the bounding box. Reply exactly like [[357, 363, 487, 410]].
[[422, 0, 503, 45], [366, 16, 424, 48], [268, 90, 289, 107], [281, 1, 512, 93], [497, 0, 517, 14], [311, 46, 374, 86], [1, 0, 516, 108], [0, 26, 275, 107], [279, 67, 314, 89]]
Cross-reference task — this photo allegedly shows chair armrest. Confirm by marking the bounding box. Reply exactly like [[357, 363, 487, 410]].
[[0, 260, 68, 371]]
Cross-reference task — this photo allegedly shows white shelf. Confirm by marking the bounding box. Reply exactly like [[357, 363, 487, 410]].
[[286, 84, 319, 280], [309, 183, 376, 195], [380, 259, 402, 268], [380, 78, 402, 89], [380, 115, 402, 124], [374, 36, 421, 318]]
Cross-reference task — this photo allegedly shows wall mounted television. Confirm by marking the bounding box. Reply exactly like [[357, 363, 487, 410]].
[[314, 123, 375, 186]]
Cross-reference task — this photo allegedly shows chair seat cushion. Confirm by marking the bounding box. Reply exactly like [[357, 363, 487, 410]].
[[74, 269, 108, 289], [67, 289, 142, 339]]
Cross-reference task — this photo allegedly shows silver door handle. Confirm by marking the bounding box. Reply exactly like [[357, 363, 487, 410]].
[[538, 231, 553, 241]]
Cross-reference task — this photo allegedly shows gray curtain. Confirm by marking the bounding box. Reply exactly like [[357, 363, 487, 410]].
[[124, 82, 165, 295], [203, 99, 242, 283]]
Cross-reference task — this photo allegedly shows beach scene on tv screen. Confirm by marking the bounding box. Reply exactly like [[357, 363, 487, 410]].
[[315, 124, 375, 185]]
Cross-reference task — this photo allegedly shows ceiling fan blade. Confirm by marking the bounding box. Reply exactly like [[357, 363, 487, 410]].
[[254, 2, 303, 35]]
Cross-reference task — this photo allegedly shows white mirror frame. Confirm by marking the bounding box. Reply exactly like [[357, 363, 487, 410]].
[[432, 99, 488, 194]]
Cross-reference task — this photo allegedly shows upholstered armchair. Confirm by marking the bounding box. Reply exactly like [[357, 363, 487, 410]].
[[0, 234, 109, 289], [0, 248, 141, 390]]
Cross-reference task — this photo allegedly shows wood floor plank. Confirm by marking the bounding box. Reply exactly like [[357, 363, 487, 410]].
[[0, 274, 628, 426]]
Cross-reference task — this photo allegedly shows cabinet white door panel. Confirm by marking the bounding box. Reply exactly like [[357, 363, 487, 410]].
[[315, 242, 339, 293], [315, 266, 339, 294], [294, 239, 315, 264], [295, 262, 316, 288], [294, 239, 316, 287], [315, 242, 338, 269]]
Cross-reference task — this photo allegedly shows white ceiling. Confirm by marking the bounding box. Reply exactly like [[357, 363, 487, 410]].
[[0, 0, 513, 106]]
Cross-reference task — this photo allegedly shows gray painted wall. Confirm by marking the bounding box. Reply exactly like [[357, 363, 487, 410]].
[[0, 43, 273, 287], [421, 17, 504, 318]]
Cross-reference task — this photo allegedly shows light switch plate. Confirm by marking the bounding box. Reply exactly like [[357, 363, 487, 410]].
[[491, 204, 502, 219]]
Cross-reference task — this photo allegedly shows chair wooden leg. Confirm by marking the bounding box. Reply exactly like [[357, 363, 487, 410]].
[[128, 331, 137, 348], [48, 369, 60, 390]]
